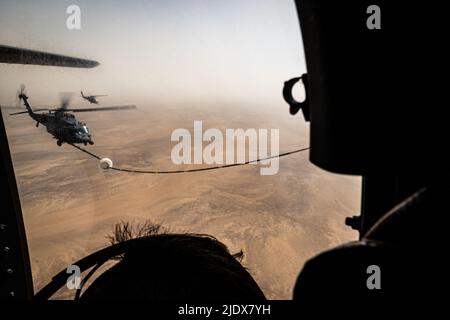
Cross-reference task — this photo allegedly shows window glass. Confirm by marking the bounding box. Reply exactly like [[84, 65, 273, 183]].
[[0, 0, 360, 299]]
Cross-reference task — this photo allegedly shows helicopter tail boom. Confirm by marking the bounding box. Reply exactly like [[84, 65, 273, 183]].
[[20, 95, 34, 116]]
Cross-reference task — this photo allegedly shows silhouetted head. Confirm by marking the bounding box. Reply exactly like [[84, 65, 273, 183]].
[[80, 223, 265, 301]]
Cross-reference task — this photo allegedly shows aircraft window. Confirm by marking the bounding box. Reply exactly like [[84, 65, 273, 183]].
[[0, 0, 360, 299]]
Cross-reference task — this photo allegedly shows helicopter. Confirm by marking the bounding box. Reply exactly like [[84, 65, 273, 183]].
[[80, 91, 107, 104], [11, 85, 136, 146]]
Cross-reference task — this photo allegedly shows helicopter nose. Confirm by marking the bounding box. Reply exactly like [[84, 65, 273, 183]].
[[79, 133, 90, 141]]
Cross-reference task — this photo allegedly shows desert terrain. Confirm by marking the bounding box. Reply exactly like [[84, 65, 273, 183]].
[[3, 104, 360, 299]]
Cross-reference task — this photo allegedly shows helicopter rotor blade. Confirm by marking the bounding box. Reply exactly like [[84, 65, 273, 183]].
[[0, 45, 100, 68], [9, 110, 29, 115], [59, 92, 74, 110], [60, 105, 137, 113], [15, 84, 27, 107], [9, 108, 49, 115], [16, 84, 26, 97], [17, 84, 26, 99]]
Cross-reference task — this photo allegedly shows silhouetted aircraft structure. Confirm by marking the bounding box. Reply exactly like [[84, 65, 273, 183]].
[[0, 45, 99, 68]]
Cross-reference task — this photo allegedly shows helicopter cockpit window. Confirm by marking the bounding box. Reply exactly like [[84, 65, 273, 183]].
[[0, 0, 360, 299]]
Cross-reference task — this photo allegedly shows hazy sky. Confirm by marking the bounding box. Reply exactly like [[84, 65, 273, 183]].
[[0, 0, 305, 110]]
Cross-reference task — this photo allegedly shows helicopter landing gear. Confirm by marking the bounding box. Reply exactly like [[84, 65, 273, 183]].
[[88, 140, 94, 145], [56, 140, 62, 147], [83, 142, 87, 146], [36, 122, 39, 127]]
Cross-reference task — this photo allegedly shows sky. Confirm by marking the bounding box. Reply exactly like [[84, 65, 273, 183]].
[[0, 0, 306, 110]]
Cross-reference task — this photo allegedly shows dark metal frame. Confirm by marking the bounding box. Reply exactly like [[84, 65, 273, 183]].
[[0, 111, 34, 299]]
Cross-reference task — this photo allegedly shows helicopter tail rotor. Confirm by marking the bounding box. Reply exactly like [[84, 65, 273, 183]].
[[16, 84, 27, 107], [18, 84, 27, 99]]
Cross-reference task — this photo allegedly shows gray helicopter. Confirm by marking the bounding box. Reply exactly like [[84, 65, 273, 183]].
[[11, 85, 136, 146], [80, 91, 107, 104]]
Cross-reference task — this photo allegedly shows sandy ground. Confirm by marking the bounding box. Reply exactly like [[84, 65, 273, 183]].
[[3, 104, 360, 299]]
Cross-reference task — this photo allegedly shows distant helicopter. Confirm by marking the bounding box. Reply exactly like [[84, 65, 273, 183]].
[[11, 85, 136, 146], [80, 91, 107, 104]]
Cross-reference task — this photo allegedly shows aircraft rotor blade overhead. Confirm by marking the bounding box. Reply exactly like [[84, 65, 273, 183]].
[[0, 45, 99, 68]]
